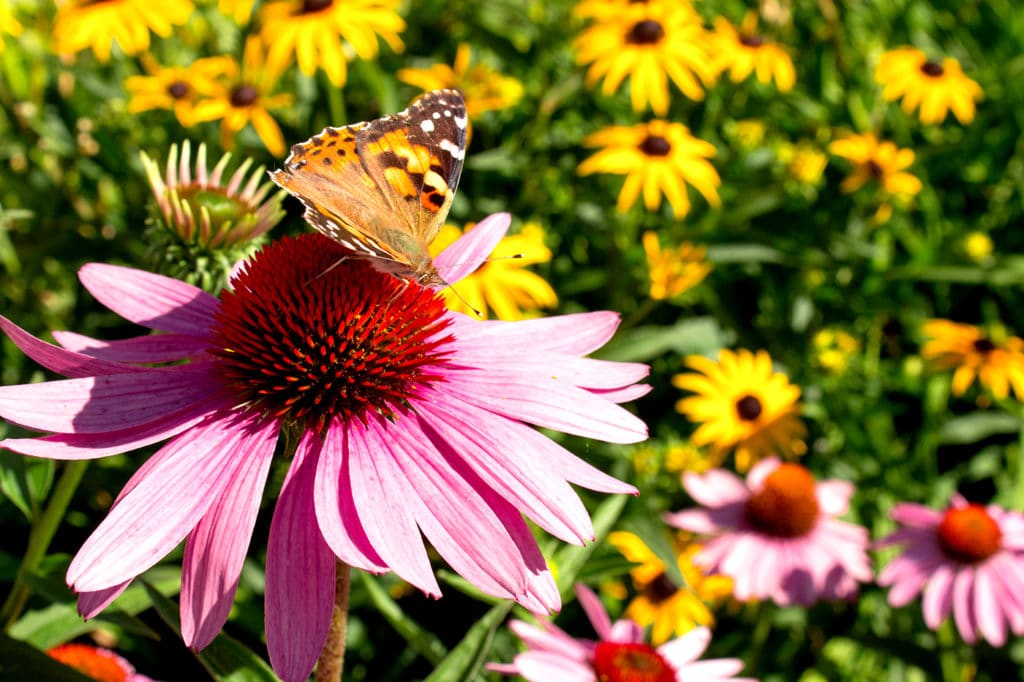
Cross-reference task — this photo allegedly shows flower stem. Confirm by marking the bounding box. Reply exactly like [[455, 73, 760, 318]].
[[1013, 404, 1024, 511], [936, 619, 960, 682], [326, 77, 346, 129], [746, 601, 772, 675], [1, 459, 89, 629], [314, 561, 352, 682]]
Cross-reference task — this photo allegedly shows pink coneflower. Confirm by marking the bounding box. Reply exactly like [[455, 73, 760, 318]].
[[876, 495, 1024, 646], [489, 584, 755, 682], [0, 213, 647, 682], [665, 459, 872, 606]]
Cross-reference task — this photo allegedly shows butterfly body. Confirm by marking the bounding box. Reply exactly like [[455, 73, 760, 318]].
[[270, 89, 468, 288]]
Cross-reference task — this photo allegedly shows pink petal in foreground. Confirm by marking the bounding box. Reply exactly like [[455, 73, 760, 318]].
[[0, 316, 143, 378], [417, 398, 594, 544], [0, 364, 219, 434], [346, 419, 439, 597], [1, 397, 221, 460], [78, 263, 219, 335], [77, 582, 131, 619], [67, 412, 250, 591], [436, 378, 647, 444], [448, 310, 622, 356], [434, 212, 511, 284], [265, 438, 336, 682], [383, 415, 538, 603], [181, 414, 278, 650], [312, 425, 388, 572], [52, 329, 210, 363]]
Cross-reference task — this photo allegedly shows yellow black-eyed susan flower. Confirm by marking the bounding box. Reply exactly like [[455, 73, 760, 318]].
[[609, 531, 732, 645], [399, 43, 523, 118], [828, 132, 921, 197], [428, 221, 557, 320], [642, 231, 711, 301], [921, 320, 1024, 400], [673, 349, 808, 471], [259, 0, 404, 87], [190, 37, 293, 156], [52, 0, 193, 63], [574, 0, 714, 114], [124, 55, 233, 127], [876, 47, 982, 125], [708, 11, 795, 92], [579, 120, 720, 218]]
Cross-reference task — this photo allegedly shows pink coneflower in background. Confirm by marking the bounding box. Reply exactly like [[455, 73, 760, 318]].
[[0, 213, 648, 682], [876, 495, 1024, 646], [665, 459, 872, 606], [489, 584, 755, 682]]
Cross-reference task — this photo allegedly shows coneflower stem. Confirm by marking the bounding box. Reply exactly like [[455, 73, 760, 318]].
[[1013, 404, 1024, 511], [315, 561, 352, 682], [1, 460, 89, 629]]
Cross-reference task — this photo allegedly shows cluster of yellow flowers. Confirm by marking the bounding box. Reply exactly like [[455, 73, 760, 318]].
[[573, 0, 982, 231]]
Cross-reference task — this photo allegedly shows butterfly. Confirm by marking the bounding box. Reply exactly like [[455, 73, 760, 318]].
[[269, 89, 467, 288]]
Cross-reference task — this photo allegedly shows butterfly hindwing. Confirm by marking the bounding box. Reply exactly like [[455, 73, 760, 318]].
[[356, 89, 467, 245]]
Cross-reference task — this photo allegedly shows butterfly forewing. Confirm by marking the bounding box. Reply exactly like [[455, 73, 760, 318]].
[[269, 89, 468, 280], [356, 90, 467, 246]]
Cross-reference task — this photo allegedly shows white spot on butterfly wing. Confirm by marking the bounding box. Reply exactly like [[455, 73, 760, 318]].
[[420, 119, 435, 133], [440, 139, 465, 160], [454, 114, 468, 130]]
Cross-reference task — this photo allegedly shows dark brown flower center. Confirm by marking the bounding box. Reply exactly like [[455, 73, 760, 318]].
[[920, 61, 944, 78], [866, 159, 884, 178], [744, 463, 819, 538], [740, 34, 766, 48], [209, 234, 453, 433], [300, 0, 333, 12], [230, 84, 259, 108], [937, 504, 1002, 563], [167, 81, 189, 99], [638, 135, 672, 157], [626, 20, 665, 45], [641, 572, 678, 605], [973, 337, 996, 353], [593, 642, 676, 682], [735, 394, 762, 421]]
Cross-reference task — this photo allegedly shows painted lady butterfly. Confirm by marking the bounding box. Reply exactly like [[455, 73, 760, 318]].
[[270, 89, 467, 288]]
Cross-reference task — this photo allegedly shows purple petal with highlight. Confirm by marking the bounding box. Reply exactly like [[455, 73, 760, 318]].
[[265, 438, 336, 682], [79, 263, 219, 334], [181, 414, 277, 650]]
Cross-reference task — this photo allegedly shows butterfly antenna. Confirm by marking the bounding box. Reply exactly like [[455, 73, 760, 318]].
[[443, 280, 483, 319]]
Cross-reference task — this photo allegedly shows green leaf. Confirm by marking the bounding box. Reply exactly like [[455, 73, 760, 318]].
[[422, 601, 512, 682], [597, 317, 724, 362], [705, 243, 788, 264], [12, 566, 181, 650], [0, 633, 96, 682], [143, 582, 278, 682], [359, 571, 448, 666], [551, 492, 629, 595], [0, 450, 54, 520], [938, 411, 1021, 445]]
